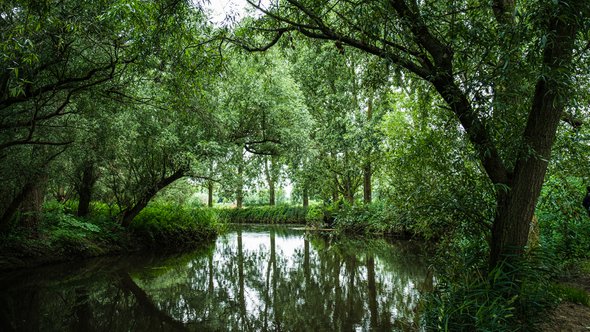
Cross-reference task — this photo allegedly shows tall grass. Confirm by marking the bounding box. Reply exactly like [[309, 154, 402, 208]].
[[422, 247, 561, 331], [217, 205, 308, 224]]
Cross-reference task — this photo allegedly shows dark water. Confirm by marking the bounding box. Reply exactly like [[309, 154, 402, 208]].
[[0, 225, 431, 331]]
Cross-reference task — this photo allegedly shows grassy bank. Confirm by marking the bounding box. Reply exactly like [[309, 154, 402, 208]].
[[216, 205, 308, 224], [0, 201, 221, 271]]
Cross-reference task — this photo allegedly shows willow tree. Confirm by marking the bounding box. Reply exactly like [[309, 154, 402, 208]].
[[237, 0, 589, 268]]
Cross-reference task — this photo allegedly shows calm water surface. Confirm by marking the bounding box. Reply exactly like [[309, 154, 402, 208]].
[[0, 225, 431, 331]]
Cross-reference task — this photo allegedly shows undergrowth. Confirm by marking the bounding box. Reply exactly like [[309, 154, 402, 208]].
[[217, 205, 307, 224], [130, 203, 220, 248]]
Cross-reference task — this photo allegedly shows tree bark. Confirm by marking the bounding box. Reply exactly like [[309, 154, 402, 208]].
[[77, 162, 96, 217], [363, 164, 371, 204], [236, 161, 244, 209], [489, 5, 579, 268], [264, 155, 277, 206], [121, 168, 184, 227], [20, 173, 47, 229], [364, 99, 373, 204], [207, 181, 213, 208], [303, 185, 309, 208], [0, 181, 35, 232]]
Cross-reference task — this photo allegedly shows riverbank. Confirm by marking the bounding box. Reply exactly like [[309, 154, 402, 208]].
[[0, 225, 429, 331], [0, 203, 220, 271]]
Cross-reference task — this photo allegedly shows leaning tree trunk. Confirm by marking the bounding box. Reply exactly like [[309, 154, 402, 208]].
[[488, 7, 579, 268], [0, 181, 36, 232], [121, 169, 184, 228]]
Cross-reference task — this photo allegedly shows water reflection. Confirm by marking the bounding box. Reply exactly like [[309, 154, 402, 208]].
[[0, 226, 430, 331]]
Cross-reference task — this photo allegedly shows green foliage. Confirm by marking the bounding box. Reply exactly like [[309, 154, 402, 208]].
[[130, 203, 219, 248], [333, 202, 398, 235], [422, 250, 560, 331], [305, 205, 324, 227], [44, 213, 104, 257], [537, 176, 590, 260], [217, 205, 307, 224], [552, 284, 590, 307]]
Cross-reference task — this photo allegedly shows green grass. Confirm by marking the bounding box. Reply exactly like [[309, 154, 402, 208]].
[[579, 259, 590, 274], [0, 200, 221, 269], [553, 283, 590, 306], [216, 205, 308, 224]]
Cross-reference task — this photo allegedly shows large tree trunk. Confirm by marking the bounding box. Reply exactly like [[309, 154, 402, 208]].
[[20, 173, 47, 230], [77, 162, 96, 217], [121, 169, 184, 228], [489, 6, 579, 268]]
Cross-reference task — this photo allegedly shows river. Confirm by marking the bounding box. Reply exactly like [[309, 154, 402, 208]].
[[0, 225, 431, 331]]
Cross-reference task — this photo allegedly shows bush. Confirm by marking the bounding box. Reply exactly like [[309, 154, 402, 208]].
[[38, 203, 116, 257], [537, 176, 590, 261], [422, 246, 560, 331], [332, 202, 414, 236], [305, 205, 324, 227], [130, 203, 219, 248], [216, 205, 307, 224]]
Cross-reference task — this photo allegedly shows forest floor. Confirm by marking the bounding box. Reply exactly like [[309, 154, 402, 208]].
[[541, 264, 590, 332]]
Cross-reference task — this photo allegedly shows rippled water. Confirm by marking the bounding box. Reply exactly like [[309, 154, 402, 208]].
[[0, 225, 431, 331]]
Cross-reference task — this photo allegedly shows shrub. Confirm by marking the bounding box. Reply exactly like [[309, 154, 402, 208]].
[[130, 203, 219, 248], [305, 205, 323, 227], [422, 246, 560, 331], [41, 205, 110, 256], [332, 202, 410, 236], [216, 205, 308, 224]]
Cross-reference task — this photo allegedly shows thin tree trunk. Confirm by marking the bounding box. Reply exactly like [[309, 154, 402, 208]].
[[344, 174, 354, 204], [264, 156, 276, 206], [236, 161, 243, 209], [364, 99, 373, 204], [303, 185, 309, 208], [363, 164, 371, 204], [207, 181, 213, 208]]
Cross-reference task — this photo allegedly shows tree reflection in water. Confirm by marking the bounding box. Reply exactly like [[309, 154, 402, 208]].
[[0, 226, 430, 331]]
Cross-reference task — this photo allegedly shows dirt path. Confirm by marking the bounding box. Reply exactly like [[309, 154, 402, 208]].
[[541, 302, 590, 331], [541, 271, 590, 331]]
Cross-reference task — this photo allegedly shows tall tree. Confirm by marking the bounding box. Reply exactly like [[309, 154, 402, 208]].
[[240, 0, 589, 268]]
